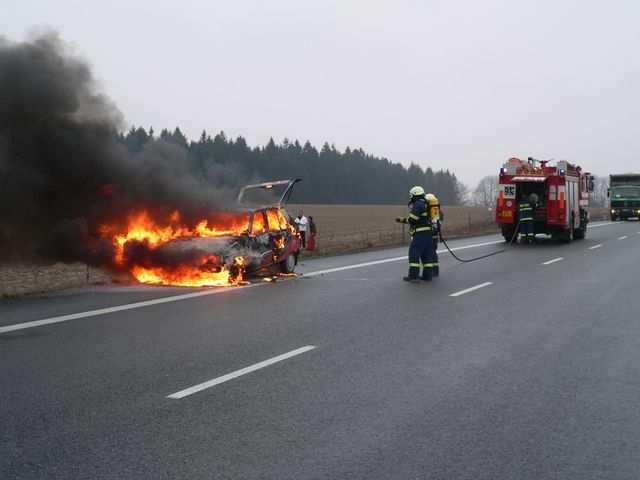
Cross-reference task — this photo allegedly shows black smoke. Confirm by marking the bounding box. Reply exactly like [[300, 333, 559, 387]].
[[0, 32, 236, 265]]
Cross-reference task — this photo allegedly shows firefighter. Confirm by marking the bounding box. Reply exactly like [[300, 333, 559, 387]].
[[517, 196, 534, 243], [425, 193, 442, 277], [396, 186, 434, 282]]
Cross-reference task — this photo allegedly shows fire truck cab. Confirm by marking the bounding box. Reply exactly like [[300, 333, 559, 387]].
[[496, 157, 594, 242]]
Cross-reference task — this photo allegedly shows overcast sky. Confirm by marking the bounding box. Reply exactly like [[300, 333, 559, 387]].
[[3, 0, 639, 186]]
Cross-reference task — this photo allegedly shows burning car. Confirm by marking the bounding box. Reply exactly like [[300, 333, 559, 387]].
[[100, 179, 302, 287]]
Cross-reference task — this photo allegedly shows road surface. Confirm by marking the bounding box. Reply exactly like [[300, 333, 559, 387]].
[[2, 221, 640, 479]]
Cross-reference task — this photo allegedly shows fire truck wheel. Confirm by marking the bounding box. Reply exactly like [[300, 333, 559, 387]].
[[280, 253, 297, 273], [502, 227, 516, 243], [558, 219, 574, 243], [574, 217, 586, 239], [564, 218, 575, 242]]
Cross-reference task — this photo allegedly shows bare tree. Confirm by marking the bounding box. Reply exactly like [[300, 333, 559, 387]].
[[472, 175, 498, 208], [456, 180, 472, 205], [590, 175, 608, 207]]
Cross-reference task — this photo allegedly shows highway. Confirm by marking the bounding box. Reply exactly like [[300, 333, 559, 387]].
[[2, 220, 640, 479]]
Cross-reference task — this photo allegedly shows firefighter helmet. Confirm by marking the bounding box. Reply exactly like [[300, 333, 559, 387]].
[[409, 186, 425, 198]]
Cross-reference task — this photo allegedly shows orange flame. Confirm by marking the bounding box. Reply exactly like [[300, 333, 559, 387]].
[[100, 210, 250, 286], [274, 236, 286, 250], [130, 256, 246, 287]]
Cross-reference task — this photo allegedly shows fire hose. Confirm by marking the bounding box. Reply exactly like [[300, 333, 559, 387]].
[[437, 219, 521, 263]]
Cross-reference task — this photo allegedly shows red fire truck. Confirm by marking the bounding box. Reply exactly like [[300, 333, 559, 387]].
[[496, 157, 594, 242]]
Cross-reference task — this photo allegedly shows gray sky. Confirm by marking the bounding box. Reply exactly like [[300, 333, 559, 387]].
[[3, 0, 640, 186]]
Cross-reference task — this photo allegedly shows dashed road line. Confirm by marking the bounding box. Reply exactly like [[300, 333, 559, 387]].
[[449, 282, 493, 297], [589, 244, 602, 250], [542, 257, 564, 265], [167, 345, 317, 399], [618, 235, 628, 240]]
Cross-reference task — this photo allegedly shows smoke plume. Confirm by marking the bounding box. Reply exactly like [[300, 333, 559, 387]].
[[0, 32, 236, 265]]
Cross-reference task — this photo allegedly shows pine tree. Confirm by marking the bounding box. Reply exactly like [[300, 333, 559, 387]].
[[117, 127, 463, 204]]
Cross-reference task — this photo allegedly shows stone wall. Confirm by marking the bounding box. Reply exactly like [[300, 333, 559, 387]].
[[0, 262, 111, 296]]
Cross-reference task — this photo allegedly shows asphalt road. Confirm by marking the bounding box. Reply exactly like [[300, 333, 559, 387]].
[[2, 220, 640, 479]]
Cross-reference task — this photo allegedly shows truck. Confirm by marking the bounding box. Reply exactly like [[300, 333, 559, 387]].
[[609, 174, 640, 221], [495, 157, 594, 242]]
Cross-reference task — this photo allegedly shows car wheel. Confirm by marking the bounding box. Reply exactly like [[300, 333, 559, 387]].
[[280, 253, 297, 273]]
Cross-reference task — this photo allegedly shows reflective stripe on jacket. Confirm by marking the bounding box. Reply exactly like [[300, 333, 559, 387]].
[[518, 202, 533, 222], [408, 198, 431, 234]]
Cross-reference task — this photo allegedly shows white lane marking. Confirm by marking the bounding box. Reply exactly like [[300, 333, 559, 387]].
[[618, 235, 628, 240], [0, 237, 504, 334], [542, 257, 564, 265], [167, 345, 316, 399], [0, 284, 262, 334], [588, 222, 616, 228], [589, 244, 602, 250], [303, 256, 404, 277], [303, 239, 503, 278], [449, 282, 493, 297]]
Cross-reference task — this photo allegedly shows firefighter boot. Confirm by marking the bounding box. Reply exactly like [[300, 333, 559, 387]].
[[421, 265, 433, 282], [403, 276, 421, 283], [432, 264, 439, 277]]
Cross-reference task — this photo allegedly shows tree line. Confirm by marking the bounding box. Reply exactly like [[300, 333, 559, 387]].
[[117, 127, 465, 205]]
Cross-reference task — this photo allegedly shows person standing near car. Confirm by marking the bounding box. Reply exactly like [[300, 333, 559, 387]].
[[295, 211, 308, 248], [307, 216, 317, 251]]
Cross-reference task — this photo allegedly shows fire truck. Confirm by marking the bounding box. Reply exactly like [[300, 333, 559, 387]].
[[495, 157, 594, 242]]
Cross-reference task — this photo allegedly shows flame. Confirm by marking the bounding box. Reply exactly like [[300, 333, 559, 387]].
[[266, 209, 288, 230], [100, 210, 250, 286], [130, 256, 246, 287], [252, 212, 267, 235], [274, 236, 286, 250], [100, 207, 297, 287]]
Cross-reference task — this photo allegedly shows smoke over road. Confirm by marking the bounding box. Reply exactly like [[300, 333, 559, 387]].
[[0, 32, 237, 267]]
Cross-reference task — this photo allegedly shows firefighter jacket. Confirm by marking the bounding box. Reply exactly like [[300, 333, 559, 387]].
[[518, 201, 533, 222], [406, 197, 432, 235]]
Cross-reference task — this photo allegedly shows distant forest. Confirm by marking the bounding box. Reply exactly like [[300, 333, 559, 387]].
[[117, 127, 464, 205]]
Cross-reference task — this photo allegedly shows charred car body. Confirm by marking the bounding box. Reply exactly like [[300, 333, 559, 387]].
[[151, 179, 302, 283], [100, 179, 303, 286]]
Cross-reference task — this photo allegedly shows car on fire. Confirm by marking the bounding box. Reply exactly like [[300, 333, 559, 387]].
[[156, 179, 302, 281]]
